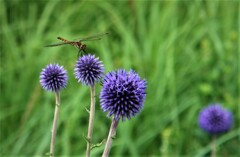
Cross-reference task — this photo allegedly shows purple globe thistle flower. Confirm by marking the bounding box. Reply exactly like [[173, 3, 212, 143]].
[[100, 69, 147, 121], [198, 104, 233, 135], [40, 64, 68, 92], [74, 54, 104, 86]]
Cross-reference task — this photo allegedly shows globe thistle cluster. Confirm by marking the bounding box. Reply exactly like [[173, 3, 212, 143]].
[[100, 69, 147, 121], [40, 64, 68, 92], [74, 54, 104, 86], [198, 104, 233, 135]]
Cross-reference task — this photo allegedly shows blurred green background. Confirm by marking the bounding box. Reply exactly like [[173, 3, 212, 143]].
[[0, 0, 239, 156]]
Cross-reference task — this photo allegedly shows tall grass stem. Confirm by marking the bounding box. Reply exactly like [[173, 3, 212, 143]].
[[50, 91, 60, 157], [86, 85, 96, 157], [211, 135, 217, 157], [102, 117, 119, 157]]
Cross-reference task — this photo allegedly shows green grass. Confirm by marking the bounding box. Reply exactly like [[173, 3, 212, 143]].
[[0, 0, 239, 156]]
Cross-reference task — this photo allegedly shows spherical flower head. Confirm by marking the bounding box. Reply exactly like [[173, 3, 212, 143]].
[[198, 104, 233, 135], [100, 69, 147, 121], [74, 54, 104, 86], [40, 64, 68, 92]]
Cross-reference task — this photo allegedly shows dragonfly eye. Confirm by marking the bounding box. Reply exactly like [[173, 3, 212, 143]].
[[82, 44, 86, 50]]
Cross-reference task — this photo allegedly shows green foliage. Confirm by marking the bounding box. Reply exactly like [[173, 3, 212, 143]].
[[0, 0, 239, 156]]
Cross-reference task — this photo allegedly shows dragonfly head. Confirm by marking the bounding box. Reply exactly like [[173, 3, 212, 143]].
[[80, 44, 87, 52], [77, 44, 86, 57]]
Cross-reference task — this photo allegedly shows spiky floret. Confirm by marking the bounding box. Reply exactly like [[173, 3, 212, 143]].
[[74, 54, 104, 86], [40, 64, 68, 92], [198, 104, 233, 135], [100, 69, 147, 121]]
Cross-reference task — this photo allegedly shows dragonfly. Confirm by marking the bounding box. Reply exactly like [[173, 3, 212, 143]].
[[45, 32, 109, 57]]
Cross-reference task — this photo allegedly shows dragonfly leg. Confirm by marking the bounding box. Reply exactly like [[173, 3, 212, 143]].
[[83, 49, 86, 54], [77, 50, 83, 58]]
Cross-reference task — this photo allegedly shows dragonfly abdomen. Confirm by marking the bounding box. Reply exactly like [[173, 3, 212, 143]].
[[57, 37, 69, 42], [57, 37, 79, 48]]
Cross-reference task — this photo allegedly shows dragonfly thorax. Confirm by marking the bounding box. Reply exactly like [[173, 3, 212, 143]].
[[77, 43, 86, 52]]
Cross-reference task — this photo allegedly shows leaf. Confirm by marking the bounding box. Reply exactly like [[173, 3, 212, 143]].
[[85, 107, 90, 113], [83, 134, 91, 144], [45, 152, 51, 156], [91, 139, 106, 150]]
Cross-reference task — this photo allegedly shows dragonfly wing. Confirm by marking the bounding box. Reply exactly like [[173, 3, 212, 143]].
[[77, 32, 109, 42], [45, 41, 75, 47], [79, 38, 102, 42]]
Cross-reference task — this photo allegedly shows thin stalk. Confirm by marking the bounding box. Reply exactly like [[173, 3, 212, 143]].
[[102, 117, 119, 157], [50, 91, 60, 157], [86, 85, 96, 157], [211, 135, 217, 157]]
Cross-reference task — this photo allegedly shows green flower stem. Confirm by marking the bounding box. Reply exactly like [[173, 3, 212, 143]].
[[102, 117, 119, 157], [86, 85, 96, 157], [211, 135, 217, 157], [50, 91, 60, 157]]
